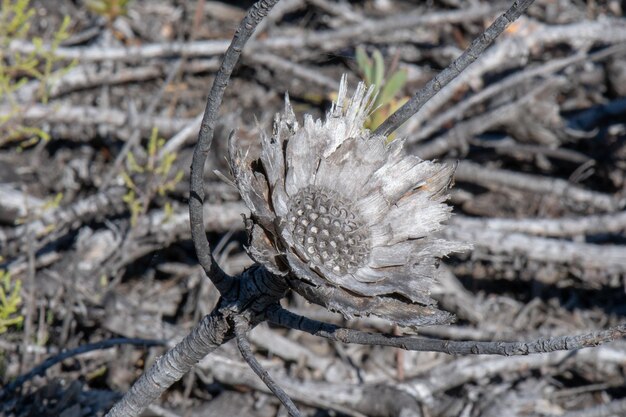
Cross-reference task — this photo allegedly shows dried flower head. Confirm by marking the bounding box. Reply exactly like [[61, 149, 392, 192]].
[[230, 76, 469, 327]]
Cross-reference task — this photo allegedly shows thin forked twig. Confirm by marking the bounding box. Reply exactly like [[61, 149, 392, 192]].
[[374, 0, 536, 137], [267, 306, 626, 355], [235, 317, 303, 417], [189, 0, 280, 295]]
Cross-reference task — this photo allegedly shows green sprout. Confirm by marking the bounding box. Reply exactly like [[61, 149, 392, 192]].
[[85, 0, 131, 23], [122, 128, 184, 226], [0, 0, 75, 146], [355, 46, 409, 139], [0, 269, 24, 335]]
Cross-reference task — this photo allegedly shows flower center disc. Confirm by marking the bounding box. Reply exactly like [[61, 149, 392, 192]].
[[287, 186, 369, 274]]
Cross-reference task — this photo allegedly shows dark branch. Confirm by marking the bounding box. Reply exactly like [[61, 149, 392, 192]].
[[267, 306, 626, 355], [373, 0, 536, 137], [0, 338, 164, 400], [189, 0, 280, 294], [235, 317, 303, 417]]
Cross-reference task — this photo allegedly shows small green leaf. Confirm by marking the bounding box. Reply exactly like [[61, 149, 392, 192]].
[[372, 50, 385, 91], [355, 46, 372, 86], [380, 69, 407, 106]]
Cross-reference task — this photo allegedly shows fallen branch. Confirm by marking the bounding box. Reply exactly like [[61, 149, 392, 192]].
[[454, 160, 623, 211]]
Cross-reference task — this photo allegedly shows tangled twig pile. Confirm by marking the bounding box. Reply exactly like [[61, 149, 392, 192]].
[[2, 0, 626, 416], [100, 1, 626, 416]]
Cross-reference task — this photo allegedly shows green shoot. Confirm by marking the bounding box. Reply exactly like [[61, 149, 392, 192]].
[[354, 46, 409, 140], [122, 128, 184, 226], [85, 0, 131, 23], [0, 0, 75, 146], [0, 269, 23, 335]]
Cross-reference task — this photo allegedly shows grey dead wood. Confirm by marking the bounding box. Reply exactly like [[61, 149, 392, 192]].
[[6, 5, 495, 64], [158, 114, 204, 158], [0, 184, 45, 224], [26, 195, 624, 287], [450, 211, 626, 238], [374, 0, 537, 137], [196, 351, 420, 417], [469, 137, 592, 164], [198, 339, 626, 413], [187, 391, 277, 417], [102, 0, 626, 416], [101, 58, 187, 188], [475, 380, 546, 417], [248, 323, 351, 378], [1, 200, 247, 283], [413, 44, 626, 144], [267, 306, 626, 357], [559, 397, 626, 417], [431, 266, 485, 324], [454, 160, 623, 211], [146, 404, 184, 417], [405, 344, 626, 406], [104, 267, 288, 417], [411, 76, 563, 159], [245, 52, 340, 91], [0, 338, 164, 401], [0, 187, 127, 258], [261, 3, 497, 52], [106, 1, 286, 415], [13, 59, 220, 103], [411, 325, 519, 342], [235, 317, 303, 417], [8, 38, 230, 62], [255, 0, 305, 34], [397, 17, 626, 136], [189, 0, 283, 296], [4, 250, 60, 279], [444, 225, 626, 274], [305, 0, 362, 24], [0, 103, 193, 140]]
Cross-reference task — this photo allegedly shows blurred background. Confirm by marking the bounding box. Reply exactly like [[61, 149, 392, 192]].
[[1, 0, 626, 416]]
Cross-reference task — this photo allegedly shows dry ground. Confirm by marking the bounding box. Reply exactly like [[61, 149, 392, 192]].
[[1, 0, 626, 416]]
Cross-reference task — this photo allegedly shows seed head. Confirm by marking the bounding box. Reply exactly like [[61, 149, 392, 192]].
[[230, 76, 469, 327]]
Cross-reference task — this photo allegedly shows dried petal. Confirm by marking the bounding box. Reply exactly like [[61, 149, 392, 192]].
[[230, 77, 470, 327]]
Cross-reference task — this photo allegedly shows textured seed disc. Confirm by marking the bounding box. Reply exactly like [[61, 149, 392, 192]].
[[287, 186, 369, 274]]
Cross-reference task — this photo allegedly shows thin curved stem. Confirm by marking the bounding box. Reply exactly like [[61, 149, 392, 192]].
[[373, 0, 536, 138], [235, 317, 303, 417], [267, 306, 626, 356], [189, 0, 280, 294]]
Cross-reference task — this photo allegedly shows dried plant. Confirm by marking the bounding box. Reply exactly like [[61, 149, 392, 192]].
[[231, 76, 469, 327], [102, 1, 626, 417]]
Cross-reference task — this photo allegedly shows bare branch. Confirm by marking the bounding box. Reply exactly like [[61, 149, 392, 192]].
[[451, 211, 626, 238], [235, 317, 303, 417], [105, 311, 230, 417], [454, 160, 623, 211], [189, 0, 280, 294], [267, 306, 626, 355], [374, 0, 536, 137], [411, 44, 626, 144], [444, 225, 626, 274]]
